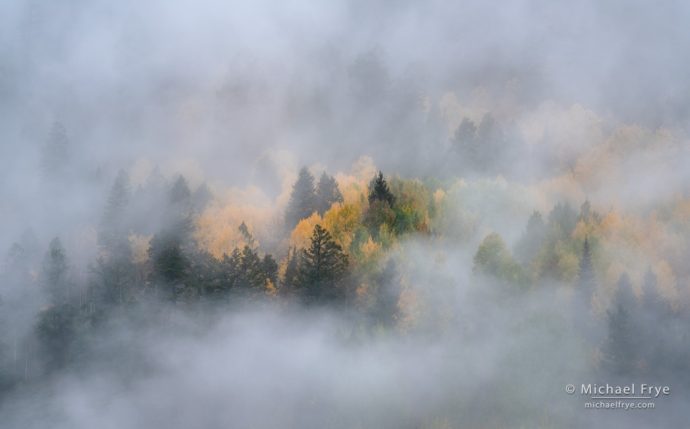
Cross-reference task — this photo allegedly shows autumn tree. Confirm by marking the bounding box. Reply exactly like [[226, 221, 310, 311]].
[[285, 167, 317, 229], [473, 233, 526, 286]]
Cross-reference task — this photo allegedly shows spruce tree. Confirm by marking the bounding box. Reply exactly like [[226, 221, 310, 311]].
[[41, 238, 70, 304], [514, 211, 546, 266], [299, 225, 349, 304], [98, 170, 131, 251], [315, 172, 343, 215], [368, 171, 395, 207], [285, 167, 317, 229], [577, 237, 596, 308], [282, 247, 300, 296], [602, 273, 638, 375]]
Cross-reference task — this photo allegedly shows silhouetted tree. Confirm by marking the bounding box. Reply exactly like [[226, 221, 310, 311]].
[[368, 171, 395, 207], [315, 172, 343, 215], [41, 238, 70, 304], [299, 225, 349, 304], [285, 167, 317, 229], [514, 211, 546, 266], [98, 170, 131, 251], [602, 273, 638, 375], [577, 237, 597, 307]]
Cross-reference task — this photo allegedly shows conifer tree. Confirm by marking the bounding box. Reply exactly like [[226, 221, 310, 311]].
[[577, 237, 596, 307], [98, 170, 131, 251], [299, 225, 349, 304], [285, 167, 317, 229], [41, 238, 70, 304], [315, 172, 343, 215], [602, 273, 638, 375], [368, 171, 395, 207]]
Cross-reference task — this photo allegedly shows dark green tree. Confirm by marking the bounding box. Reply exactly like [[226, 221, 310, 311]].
[[299, 225, 349, 304], [282, 247, 300, 296], [315, 172, 343, 215], [285, 167, 317, 229], [149, 231, 188, 300], [368, 171, 395, 207]]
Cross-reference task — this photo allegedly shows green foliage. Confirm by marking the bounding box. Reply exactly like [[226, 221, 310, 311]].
[[368, 171, 395, 207], [473, 233, 527, 287], [299, 225, 349, 304]]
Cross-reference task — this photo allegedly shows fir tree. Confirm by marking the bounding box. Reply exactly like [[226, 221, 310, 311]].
[[315, 172, 343, 215], [368, 171, 395, 207], [577, 237, 596, 307], [602, 273, 638, 375], [299, 225, 349, 304], [98, 170, 131, 251], [285, 167, 317, 229], [514, 211, 546, 266], [41, 238, 70, 305]]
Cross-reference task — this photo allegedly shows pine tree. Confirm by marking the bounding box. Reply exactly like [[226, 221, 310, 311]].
[[577, 237, 596, 308], [98, 170, 131, 251], [299, 225, 349, 304], [282, 247, 300, 296], [315, 172, 343, 215], [149, 231, 188, 299], [602, 273, 638, 375], [285, 167, 317, 229], [514, 211, 546, 266], [368, 171, 395, 207], [41, 238, 70, 305], [167, 175, 193, 240]]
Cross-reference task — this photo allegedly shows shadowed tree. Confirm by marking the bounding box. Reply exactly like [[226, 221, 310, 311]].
[[41, 238, 70, 305], [602, 273, 638, 375], [299, 225, 349, 304], [315, 172, 343, 215], [368, 171, 395, 207], [514, 211, 546, 266], [577, 237, 596, 308], [285, 167, 317, 229], [98, 170, 131, 252]]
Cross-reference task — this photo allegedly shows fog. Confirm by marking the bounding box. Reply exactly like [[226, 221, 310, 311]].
[[1, 1, 690, 428]]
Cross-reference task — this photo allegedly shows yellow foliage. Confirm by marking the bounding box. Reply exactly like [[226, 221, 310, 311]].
[[128, 234, 152, 264], [290, 212, 323, 249], [195, 201, 269, 259], [322, 203, 362, 250]]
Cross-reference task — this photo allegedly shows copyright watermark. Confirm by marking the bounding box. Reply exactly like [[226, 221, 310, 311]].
[[565, 383, 670, 410]]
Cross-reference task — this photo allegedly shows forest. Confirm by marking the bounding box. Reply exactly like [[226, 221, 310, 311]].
[[2, 1, 690, 428]]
